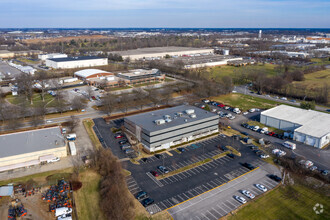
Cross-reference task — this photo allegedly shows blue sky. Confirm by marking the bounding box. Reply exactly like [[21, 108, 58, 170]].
[[0, 0, 329, 28]]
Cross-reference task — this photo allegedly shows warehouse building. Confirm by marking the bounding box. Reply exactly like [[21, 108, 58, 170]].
[[109, 47, 214, 61], [45, 56, 108, 69], [260, 105, 330, 148], [74, 69, 114, 80], [124, 105, 219, 152], [117, 69, 165, 84], [0, 127, 67, 172], [38, 53, 68, 61]]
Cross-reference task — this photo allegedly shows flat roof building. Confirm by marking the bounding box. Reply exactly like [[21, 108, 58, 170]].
[[38, 53, 68, 61], [45, 56, 108, 69], [0, 127, 67, 172], [109, 47, 214, 61], [260, 105, 330, 148], [125, 105, 219, 152], [74, 69, 113, 79]]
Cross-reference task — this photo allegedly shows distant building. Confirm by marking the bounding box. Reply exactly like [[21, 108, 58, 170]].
[[0, 50, 42, 59], [45, 56, 108, 69], [74, 69, 113, 80], [125, 105, 219, 152], [117, 69, 165, 84], [258, 30, 262, 39], [260, 105, 330, 148], [109, 47, 214, 61], [0, 127, 67, 172], [38, 53, 68, 61]]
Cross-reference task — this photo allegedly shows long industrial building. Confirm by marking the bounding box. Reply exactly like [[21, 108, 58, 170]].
[[0, 127, 67, 172], [38, 53, 68, 61], [124, 105, 219, 152], [45, 56, 108, 69], [260, 105, 330, 148], [109, 47, 214, 61]]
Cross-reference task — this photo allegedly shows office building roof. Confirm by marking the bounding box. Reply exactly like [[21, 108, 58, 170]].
[[125, 105, 218, 132], [74, 69, 113, 78], [261, 105, 330, 138], [47, 56, 105, 62], [118, 69, 160, 78], [0, 127, 66, 158], [109, 47, 213, 56]]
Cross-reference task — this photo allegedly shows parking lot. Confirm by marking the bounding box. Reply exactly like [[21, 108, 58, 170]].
[[92, 117, 280, 215]]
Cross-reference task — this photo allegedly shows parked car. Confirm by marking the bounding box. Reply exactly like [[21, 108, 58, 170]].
[[136, 191, 147, 200], [119, 140, 128, 145], [268, 174, 282, 182], [309, 166, 317, 171], [115, 134, 123, 139], [178, 148, 185, 152], [154, 154, 163, 159], [243, 112, 248, 115], [227, 153, 235, 158], [141, 198, 154, 207], [252, 126, 259, 131], [242, 163, 255, 170], [241, 131, 249, 136], [280, 97, 287, 101], [202, 99, 210, 103], [249, 108, 255, 113], [250, 145, 258, 150], [150, 171, 159, 177], [229, 116, 236, 120], [157, 166, 169, 174], [124, 149, 134, 154], [255, 184, 267, 192], [259, 154, 269, 159], [241, 190, 255, 199], [321, 170, 329, 176], [234, 195, 247, 204], [283, 141, 296, 150]]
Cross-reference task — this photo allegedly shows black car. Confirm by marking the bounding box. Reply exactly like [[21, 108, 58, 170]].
[[141, 198, 154, 207], [250, 145, 259, 150], [178, 148, 185, 152], [155, 154, 163, 159], [136, 191, 147, 200], [141, 158, 148, 162], [242, 163, 255, 170], [241, 123, 249, 128], [257, 128, 263, 133], [268, 174, 282, 182], [241, 131, 249, 136], [227, 153, 235, 158], [253, 150, 262, 155], [220, 146, 227, 151], [99, 137, 104, 143]]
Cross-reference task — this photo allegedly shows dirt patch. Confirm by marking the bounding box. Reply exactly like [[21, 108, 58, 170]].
[[23, 35, 112, 44]]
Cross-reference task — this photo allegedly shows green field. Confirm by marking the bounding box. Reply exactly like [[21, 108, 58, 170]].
[[212, 93, 281, 111], [6, 93, 56, 107], [208, 63, 278, 80], [311, 58, 330, 66], [229, 183, 330, 220]]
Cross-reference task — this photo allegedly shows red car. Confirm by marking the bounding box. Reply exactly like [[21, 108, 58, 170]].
[[150, 171, 159, 177], [115, 134, 123, 139], [218, 103, 225, 108], [268, 132, 275, 136]]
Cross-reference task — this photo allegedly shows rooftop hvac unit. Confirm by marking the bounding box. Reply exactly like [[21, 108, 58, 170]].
[[165, 118, 172, 123], [154, 119, 166, 125], [185, 109, 195, 115], [175, 112, 183, 117], [190, 114, 196, 118], [163, 115, 171, 119]]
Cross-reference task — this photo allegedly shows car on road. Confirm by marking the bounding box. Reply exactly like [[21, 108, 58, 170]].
[[255, 184, 267, 192], [157, 166, 169, 174], [229, 115, 236, 120], [46, 120, 53, 123], [280, 97, 287, 101], [136, 191, 147, 200], [115, 134, 124, 139], [227, 153, 235, 158], [141, 198, 154, 207], [234, 195, 247, 204], [150, 171, 159, 177], [290, 99, 296, 103], [268, 174, 282, 182], [242, 163, 255, 170], [241, 190, 255, 199]]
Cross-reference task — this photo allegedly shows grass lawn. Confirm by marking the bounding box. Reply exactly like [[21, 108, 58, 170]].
[[133, 81, 161, 87], [108, 86, 132, 91], [212, 93, 281, 111], [17, 58, 40, 64], [311, 58, 330, 66], [74, 170, 105, 220], [6, 93, 55, 107], [83, 119, 102, 150], [208, 63, 278, 80], [292, 69, 330, 99], [165, 77, 175, 82], [229, 183, 330, 220]]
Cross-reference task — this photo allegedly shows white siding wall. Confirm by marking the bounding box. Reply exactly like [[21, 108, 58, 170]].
[[46, 58, 108, 69]]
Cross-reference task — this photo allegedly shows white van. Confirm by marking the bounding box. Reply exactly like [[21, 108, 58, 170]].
[[283, 141, 296, 150], [55, 207, 72, 217]]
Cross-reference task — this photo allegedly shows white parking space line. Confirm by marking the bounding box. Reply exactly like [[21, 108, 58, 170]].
[[206, 210, 218, 219], [221, 203, 232, 212], [201, 213, 211, 220]]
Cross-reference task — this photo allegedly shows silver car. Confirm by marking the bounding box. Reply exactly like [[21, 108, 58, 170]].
[[241, 190, 255, 199], [234, 195, 247, 204]]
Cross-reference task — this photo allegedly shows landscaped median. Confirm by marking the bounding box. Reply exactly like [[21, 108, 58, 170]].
[[83, 119, 102, 150], [212, 151, 230, 160], [156, 158, 213, 180], [226, 145, 241, 156]]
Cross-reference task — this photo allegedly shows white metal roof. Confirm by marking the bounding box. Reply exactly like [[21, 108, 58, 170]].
[[261, 105, 330, 138], [0, 186, 13, 196], [74, 69, 112, 78]]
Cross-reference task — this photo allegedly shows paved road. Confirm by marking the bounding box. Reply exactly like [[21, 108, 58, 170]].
[[168, 167, 280, 220], [234, 85, 329, 112]]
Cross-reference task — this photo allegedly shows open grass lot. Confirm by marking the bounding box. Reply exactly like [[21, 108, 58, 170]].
[[133, 81, 161, 87], [292, 69, 330, 99], [208, 63, 278, 79], [311, 58, 330, 66], [74, 170, 105, 220], [229, 182, 330, 220], [212, 93, 281, 111], [108, 86, 132, 91], [6, 93, 56, 107], [16, 58, 40, 64]]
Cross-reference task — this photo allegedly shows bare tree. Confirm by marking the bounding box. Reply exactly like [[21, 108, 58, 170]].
[[102, 92, 117, 116], [86, 86, 94, 100], [71, 96, 86, 111], [16, 73, 34, 105], [133, 88, 148, 110], [119, 93, 132, 114], [147, 89, 161, 107], [66, 115, 80, 132], [35, 70, 49, 102]]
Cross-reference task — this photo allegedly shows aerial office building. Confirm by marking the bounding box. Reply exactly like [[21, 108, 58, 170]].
[[124, 105, 219, 152], [260, 105, 330, 148], [45, 56, 108, 69]]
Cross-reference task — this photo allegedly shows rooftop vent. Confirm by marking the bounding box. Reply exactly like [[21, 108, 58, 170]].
[[185, 109, 195, 115], [154, 119, 166, 125], [184, 119, 188, 122], [175, 112, 183, 117], [163, 115, 171, 119], [190, 114, 196, 118]]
